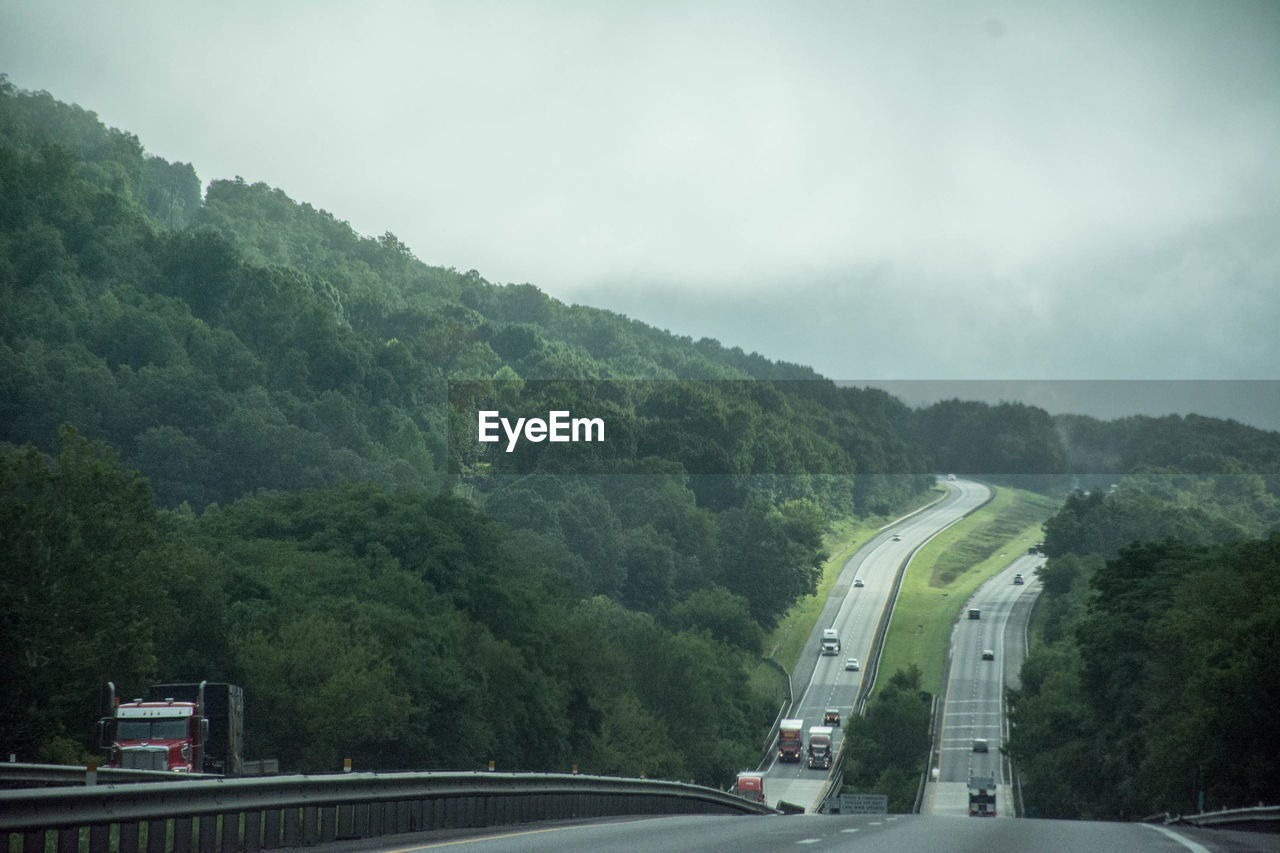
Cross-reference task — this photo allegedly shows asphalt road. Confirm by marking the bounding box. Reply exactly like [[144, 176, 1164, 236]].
[[763, 478, 993, 812], [923, 548, 1045, 816], [334, 812, 1280, 853], [315, 481, 1280, 852]]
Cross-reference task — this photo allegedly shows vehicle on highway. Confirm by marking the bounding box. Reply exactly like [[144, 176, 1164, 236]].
[[853, 578, 864, 587], [824, 708, 841, 727], [1013, 573, 1024, 585], [891, 534, 901, 541], [968, 608, 981, 619], [100, 681, 244, 774], [820, 628, 841, 655], [968, 775, 997, 817], [972, 738, 989, 753], [735, 771, 765, 804], [806, 726, 834, 770], [981, 649, 995, 660], [845, 657, 859, 671], [778, 719, 804, 762]]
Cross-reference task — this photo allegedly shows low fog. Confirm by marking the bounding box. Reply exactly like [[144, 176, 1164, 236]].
[[4, 1, 1277, 387]]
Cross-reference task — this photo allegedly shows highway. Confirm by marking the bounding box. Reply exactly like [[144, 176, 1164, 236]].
[[258, 480, 1280, 853], [762, 478, 992, 812], [336, 813, 1280, 852], [922, 547, 1045, 817]]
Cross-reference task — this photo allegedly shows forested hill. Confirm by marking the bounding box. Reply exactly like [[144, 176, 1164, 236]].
[[0, 77, 929, 777], [5, 76, 1277, 510], [0, 76, 927, 513], [4, 78, 1279, 781]]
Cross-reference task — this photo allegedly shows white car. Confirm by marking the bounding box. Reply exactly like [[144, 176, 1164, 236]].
[[845, 658, 860, 671], [891, 534, 901, 541], [853, 578, 864, 588]]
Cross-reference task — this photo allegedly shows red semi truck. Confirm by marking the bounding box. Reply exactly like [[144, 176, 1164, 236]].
[[99, 681, 244, 774], [735, 771, 766, 804], [778, 719, 804, 762]]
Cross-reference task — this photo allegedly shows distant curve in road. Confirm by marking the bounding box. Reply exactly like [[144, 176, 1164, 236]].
[[923, 545, 1044, 817], [764, 478, 992, 812]]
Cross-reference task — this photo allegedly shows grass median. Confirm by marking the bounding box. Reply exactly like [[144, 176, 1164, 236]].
[[754, 485, 949, 698], [873, 483, 1060, 697]]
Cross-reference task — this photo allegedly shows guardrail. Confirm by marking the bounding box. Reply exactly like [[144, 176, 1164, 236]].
[[0, 770, 774, 853], [756, 660, 793, 772], [0, 762, 220, 788], [0, 761, 279, 790], [1164, 805, 1280, 832]]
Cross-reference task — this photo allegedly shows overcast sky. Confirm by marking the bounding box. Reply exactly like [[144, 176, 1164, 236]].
[[4, 2, 1279, 413]]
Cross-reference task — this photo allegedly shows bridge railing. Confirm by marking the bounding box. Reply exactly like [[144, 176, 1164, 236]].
[[1, 770, 774, 853], [1164, 805, 1280, 832], [0, 762, 220, 788]]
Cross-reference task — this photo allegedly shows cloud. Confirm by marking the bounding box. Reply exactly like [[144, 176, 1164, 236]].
[[3, 0, 1277, 383]]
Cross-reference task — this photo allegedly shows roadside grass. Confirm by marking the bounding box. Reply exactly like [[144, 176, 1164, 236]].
[[755, 486, 948, 691], [873, 484, 1060, 698]]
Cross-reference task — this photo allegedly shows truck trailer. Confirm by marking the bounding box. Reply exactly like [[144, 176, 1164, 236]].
[[968, 775, 997, 817], [735, 771, 765, 804], [100, 681, 244, 775], [778, 719, 804, 762]]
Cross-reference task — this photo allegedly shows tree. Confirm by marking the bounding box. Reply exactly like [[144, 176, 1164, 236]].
[[239, 612, 413, 772], [715, 497, 826, 629], [666, 586, 763, 655], [0, 427, 171, 759]]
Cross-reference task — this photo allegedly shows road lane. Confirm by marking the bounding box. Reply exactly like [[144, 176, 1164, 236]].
[[335, 812, 1266, 853], [763, 479, 993, 811], [924, 551, 1044, 817]]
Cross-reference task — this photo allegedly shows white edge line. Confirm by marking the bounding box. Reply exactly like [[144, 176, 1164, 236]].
[[1141, 824, 1214, 853]]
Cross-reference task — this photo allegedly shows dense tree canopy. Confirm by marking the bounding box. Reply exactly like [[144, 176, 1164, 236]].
[[5, 77, 1279, 796], [1009, 476, 1280, 818]]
